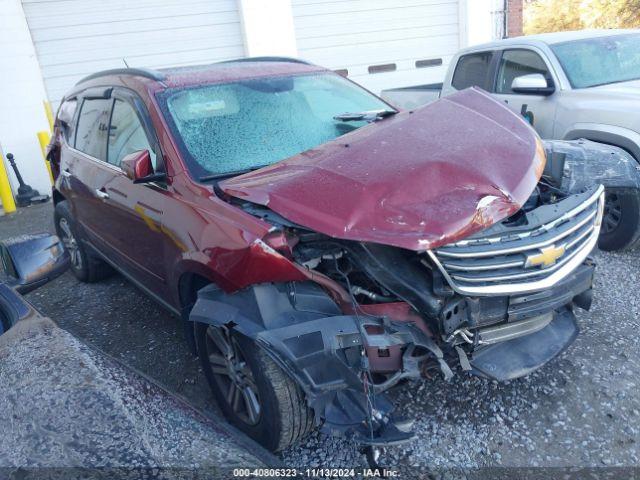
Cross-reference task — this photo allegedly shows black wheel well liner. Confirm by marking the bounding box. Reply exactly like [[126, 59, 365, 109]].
[[187, 281, 451, 445], [52, 189, 66, 206], [178, 272, 212, 355]]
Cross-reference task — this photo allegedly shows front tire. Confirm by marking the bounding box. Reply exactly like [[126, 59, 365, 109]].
[[196, 323, 314, 451], [598, 188, 640, 251], [54, 201, 113, 282]]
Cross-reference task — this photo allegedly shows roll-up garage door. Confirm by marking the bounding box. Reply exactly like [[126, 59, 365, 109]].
[[22, 0, 245, 107], [292, 0, 461, 94]]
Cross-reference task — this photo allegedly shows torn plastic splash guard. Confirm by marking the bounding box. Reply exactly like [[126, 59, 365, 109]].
[[189, 283, 452, 446]]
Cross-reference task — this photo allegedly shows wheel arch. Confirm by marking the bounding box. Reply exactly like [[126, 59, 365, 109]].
[[52, 188, 66, 206], [177, 270, 218, 355], [563, 125, 640, 161]]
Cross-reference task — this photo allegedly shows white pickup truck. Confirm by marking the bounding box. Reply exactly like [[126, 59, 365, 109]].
[[382, 28, 640, 251]]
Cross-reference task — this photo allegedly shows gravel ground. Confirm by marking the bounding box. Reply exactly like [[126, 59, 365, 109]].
[[0, 315, 265, 472], [2, 202, 640, 474]]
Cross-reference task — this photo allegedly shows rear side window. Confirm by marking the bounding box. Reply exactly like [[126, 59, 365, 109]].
[[74, 98, 111, 160], [57, 99, 77, 142], [496, 49, 551, 93], [108, 99, 156, 169], [452, 52, 493, 90]]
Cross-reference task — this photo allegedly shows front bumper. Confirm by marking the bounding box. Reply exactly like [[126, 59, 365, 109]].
[[469, 306, 578, 381]]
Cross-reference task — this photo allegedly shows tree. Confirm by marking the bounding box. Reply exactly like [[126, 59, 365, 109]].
[[524, 0, 640, 34], [589, 0, 640, 28]]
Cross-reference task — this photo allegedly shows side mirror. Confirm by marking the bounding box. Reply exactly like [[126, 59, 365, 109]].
[[122, 150, 153, 182], [511, 73, 555, 96], [1, 234, 69, 294]]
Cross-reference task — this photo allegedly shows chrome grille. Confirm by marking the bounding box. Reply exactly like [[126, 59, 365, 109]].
[[428, 185, 604, 296]]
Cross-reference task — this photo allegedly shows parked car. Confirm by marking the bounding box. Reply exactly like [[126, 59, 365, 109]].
[[382, 29, 640, 251], [48, 58, 604, 451]]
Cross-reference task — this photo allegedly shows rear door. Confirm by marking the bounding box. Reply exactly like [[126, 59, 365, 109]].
[[67, 92, 115, 250], [491, 48, 558, 138]]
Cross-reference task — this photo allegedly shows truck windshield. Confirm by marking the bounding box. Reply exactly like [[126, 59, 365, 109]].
[[551, 33, 640, 88], [157, 73, 393, 180]]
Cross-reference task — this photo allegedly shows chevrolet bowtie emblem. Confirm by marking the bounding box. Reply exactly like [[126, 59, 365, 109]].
[[525, 244, 566, 268]]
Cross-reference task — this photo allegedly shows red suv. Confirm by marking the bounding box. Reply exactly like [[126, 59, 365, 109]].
[[49, 58, 603, 451]]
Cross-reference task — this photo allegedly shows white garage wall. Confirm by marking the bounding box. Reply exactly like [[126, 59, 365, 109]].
[[0, 0, 502, 206], [0, 0, 53, 197], [22, 0, 246, 108], [291, 0, 461, 94]]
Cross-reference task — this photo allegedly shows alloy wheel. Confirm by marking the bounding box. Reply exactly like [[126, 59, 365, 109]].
[[602, 193, 622, 234], [205, 326, 261, 425], [58, 218, 83, 269]]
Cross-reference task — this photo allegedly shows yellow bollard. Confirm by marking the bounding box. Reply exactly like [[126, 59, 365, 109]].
[[43, 101, 54, 133], [37, 131, 54, 185], [0, 151, 16, 214]]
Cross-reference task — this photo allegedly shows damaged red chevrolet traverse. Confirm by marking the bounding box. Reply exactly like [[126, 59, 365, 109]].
[[49, 58, 604, 451]]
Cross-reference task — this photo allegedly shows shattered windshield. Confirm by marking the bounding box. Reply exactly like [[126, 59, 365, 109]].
[[157, 73, 392, 179], [551, 33, 640, 88]]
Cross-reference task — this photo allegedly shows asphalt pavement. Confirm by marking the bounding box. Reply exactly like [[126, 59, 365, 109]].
[[1, 202, 639, 473]]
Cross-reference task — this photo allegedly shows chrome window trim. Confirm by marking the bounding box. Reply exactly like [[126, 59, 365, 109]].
[[68, 146, 123, 174]]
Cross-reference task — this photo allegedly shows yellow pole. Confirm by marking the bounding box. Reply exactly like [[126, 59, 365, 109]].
[[0, 150, 16, 214], [43, 101, 54, 133], [37, 131, 54, 185]]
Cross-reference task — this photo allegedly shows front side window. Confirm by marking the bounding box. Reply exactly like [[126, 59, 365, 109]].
[[551, 33, 640, 88], [108, 99, 156, 169], [157, 73, 392, 179], [451, 52, 493, 90], [496, 49, 551, 94], [74, 98, 111, 160]]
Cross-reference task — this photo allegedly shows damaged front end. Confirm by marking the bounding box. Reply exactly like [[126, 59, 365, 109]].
[[190, 91, 608, 446], [192, 181, 604, 446], [427, 183, 603, 380]]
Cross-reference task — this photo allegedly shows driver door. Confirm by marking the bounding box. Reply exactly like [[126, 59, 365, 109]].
[[492, 48, 558, 139]]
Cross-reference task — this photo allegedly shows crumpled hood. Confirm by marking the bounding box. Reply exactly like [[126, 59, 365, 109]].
[[221, 88, 544, 251]]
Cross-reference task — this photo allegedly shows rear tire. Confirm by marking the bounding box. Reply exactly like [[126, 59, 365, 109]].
[[598, 188, 640, 251], [196, 322, 314, 451], [54, 201, 113, 282]]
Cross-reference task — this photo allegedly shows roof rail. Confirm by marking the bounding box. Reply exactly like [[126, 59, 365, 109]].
[[218, 56, 313, 65], [75, 68, 165, 86]]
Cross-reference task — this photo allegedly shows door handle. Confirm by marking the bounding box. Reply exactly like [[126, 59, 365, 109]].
[[95, 189, 109, 200], [61, 169, 72, 178]]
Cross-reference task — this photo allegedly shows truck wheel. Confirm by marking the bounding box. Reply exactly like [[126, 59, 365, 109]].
[[54, 201, 113, 282], [196, 322, 314, 451], [599, 189, 640, 251]]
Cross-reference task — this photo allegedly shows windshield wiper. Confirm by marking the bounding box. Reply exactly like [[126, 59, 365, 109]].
[[333, 109, 398, 123], [199, 165, 267, 182]]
